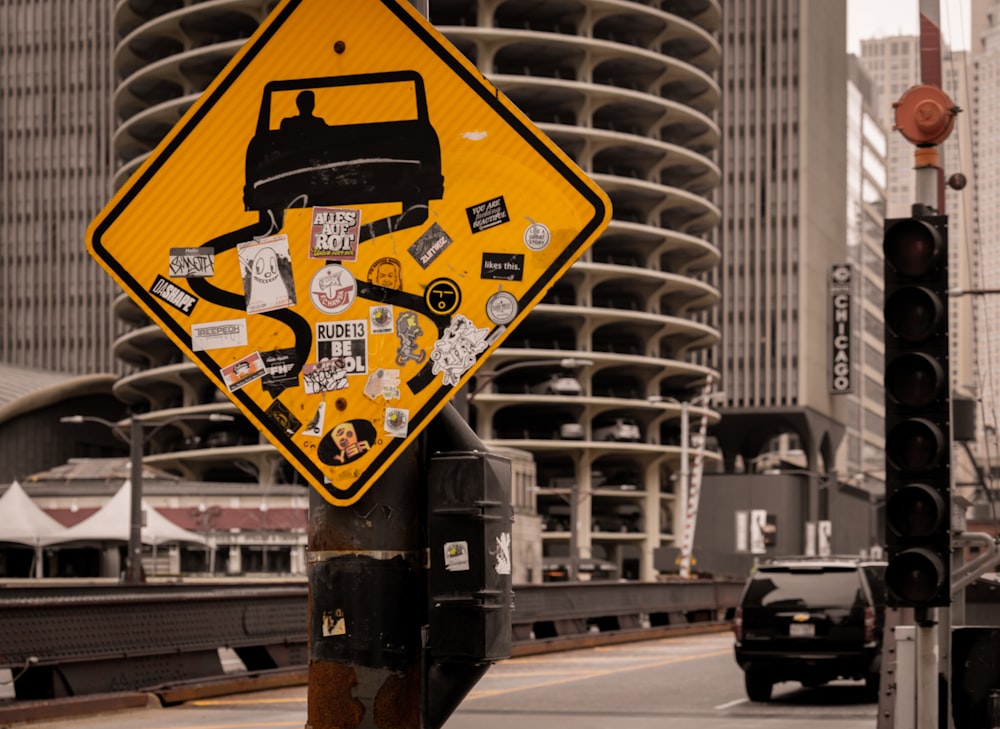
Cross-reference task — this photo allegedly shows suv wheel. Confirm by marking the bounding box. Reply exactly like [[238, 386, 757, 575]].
[[745, 670, 773, 702]]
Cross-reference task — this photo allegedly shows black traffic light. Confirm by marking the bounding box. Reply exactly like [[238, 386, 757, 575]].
[[883, 213, 951, 608]]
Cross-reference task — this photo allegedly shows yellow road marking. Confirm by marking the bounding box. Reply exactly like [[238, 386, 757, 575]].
[[192, 698, 305, 706], [466, 647, 733, 700], [137, 722, 301, 729]]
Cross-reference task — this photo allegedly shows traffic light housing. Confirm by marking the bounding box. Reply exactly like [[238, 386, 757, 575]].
[[883, 213, 951, 608]]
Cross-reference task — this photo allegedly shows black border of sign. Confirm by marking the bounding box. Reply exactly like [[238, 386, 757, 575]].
[[89, 0, 609, 504]]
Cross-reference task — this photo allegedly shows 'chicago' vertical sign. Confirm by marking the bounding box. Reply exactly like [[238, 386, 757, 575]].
[[829, 263, 853, 394]]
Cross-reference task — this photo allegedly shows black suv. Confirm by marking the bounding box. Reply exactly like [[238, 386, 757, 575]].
[[733, 555, 887, 701]]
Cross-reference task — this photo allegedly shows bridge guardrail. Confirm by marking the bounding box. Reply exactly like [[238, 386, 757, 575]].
[[0, 578, 742, 701]]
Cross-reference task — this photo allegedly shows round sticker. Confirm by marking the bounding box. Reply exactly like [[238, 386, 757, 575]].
[[424, 278, 461, 317], [524, 221, 551, 251], [310, 265, 357, 314], [486, 291, 518, 325]]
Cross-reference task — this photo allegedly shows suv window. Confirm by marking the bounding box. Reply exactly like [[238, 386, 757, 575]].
[[744, 567, 864, 609]]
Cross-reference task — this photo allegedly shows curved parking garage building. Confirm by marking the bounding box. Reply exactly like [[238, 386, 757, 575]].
[[107, 0, 723, 582]]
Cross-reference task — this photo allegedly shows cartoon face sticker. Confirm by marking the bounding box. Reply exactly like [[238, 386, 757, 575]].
[[317, 419, 376, 466], [238, 235, 296, 314], [368, 257, 403, 290], [252, 247, 279, 283]]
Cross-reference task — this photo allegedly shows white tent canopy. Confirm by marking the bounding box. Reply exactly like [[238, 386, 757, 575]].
[[55, 480, 205, 545], [0, 480, 68, 547], [0, 480, 72, 578]]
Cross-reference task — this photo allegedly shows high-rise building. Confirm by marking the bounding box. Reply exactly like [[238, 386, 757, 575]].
[[436, 1, 724, 581], [708, 0, 849, 476], [842, 56, 888, 492], [0, 1, 119, 373], [93, 0, 724, 582], [968, 2, 1000, 484]]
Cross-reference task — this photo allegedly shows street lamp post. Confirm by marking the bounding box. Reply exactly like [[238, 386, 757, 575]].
[[653, 383, 722, 579], [128, 417, 143, 583], [60, 411, 234, 583]]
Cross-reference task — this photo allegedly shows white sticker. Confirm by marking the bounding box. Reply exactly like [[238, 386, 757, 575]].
[[384, 408, 409, 438], [364, 368, 401, 401], [303, 402, 326, 437], [302, 359, 349, 394], [444, 541, 470, 572], [238, 234, 297, 314], [370, 304, 394, 334], [523, 220, 551, 251], [191, 318, 247, 351], [495, 532, 511, 575], [310, 265, 357, 314], [430, 315, 489, 387], [169, 247, 215, 278], [486, 291, 517, 325]]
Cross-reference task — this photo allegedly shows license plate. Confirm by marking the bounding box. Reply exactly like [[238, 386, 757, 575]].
[[789, 623, 815, 637]]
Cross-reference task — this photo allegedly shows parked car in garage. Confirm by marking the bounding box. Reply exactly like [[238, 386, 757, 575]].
[[593, 417, 641, 442], [557, 422, 584, 439], [531, 375, 582, 396]]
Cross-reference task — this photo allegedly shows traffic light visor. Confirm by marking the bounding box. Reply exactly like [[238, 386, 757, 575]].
[[886, 483, 946, 537], [885, 548, 947, 604], [884, 218, 943, 277], [885, 286, 943, 343], [886, 418, 945, 471], [885, 352, 945, 408]]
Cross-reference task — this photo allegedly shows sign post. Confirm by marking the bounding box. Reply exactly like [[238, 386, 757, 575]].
[[86, 1, 610, 726]]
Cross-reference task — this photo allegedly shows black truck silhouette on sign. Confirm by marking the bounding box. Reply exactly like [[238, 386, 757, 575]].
[[243, 70, 445, 235]]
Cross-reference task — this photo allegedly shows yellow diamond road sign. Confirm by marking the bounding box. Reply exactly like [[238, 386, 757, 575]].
[[88, 0, 611, 505]]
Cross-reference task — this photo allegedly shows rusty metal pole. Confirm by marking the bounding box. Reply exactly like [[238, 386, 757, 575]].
[[306, 438, 425, 729], [305, 6, 501, 724], [308, 1, 429, 721], [308, 1, 432, 720]]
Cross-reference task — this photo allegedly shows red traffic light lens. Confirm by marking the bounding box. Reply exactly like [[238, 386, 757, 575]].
[[885, 548, 947, 604], [884, 219, 942, 277], [885, 286, 943, 343], [886, 483, 946, 537], [885, 352, 945, 408], [886, 418, 944, 471]]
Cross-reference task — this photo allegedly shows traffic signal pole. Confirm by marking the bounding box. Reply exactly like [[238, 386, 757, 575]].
[[883, 214, 951, 728], [883, 5, 960, 727]]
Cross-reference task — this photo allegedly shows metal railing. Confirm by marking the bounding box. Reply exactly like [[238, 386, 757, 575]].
[[0, 578, 743, 701]]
